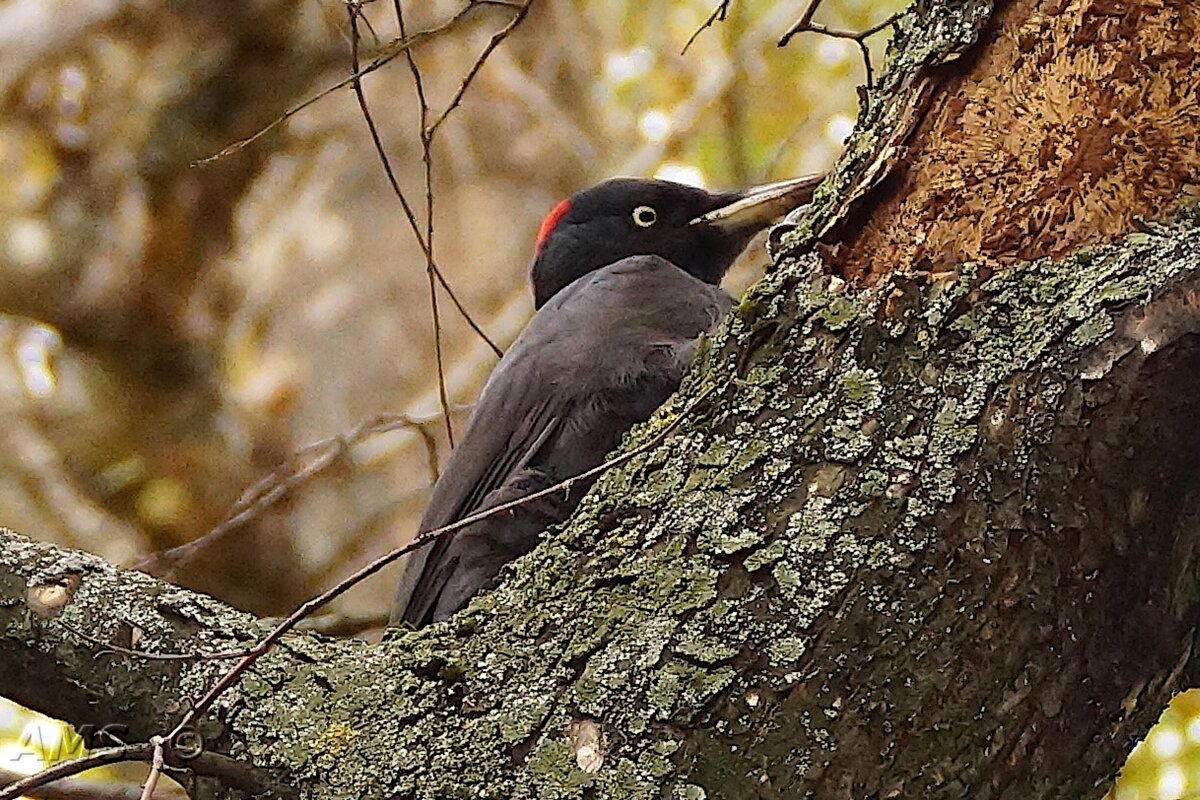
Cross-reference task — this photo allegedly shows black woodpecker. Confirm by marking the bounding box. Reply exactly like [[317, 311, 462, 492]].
[[391, 175, 822, 627]]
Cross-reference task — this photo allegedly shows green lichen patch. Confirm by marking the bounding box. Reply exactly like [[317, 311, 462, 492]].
[[673, 634, 739, 665]]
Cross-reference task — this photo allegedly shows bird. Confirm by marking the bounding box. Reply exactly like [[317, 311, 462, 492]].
[[391, 174, 823, 628]]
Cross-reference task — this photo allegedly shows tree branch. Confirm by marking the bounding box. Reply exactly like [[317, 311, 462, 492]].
[[3, 208, 1199, 796]]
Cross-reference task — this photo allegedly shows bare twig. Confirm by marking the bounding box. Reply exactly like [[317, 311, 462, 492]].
[[165, 385, 714, 743], [0, 764, 173, 800], [138, 739, 164, 800], [0, 743, 289, 800], [395, 0, 535, 422], [135, 412, 440, 574], [426, 0, 534, 137], [346, 2, 457, 444], [778, 1, 904, 94], [394, 1, 457, 446], [192, 2, 498, 166], [192, 0, 515, 361], [0, 745, 154, 800], [682, 0, 732, 54], [342, 7, 510, 363], [782, 0, 824, 42], [347, 0, 528, 448], [683, 0, 900, 96], [321, 10, 509, 363], [341, 0, 534, 448], [433, 263, 506, 357], [345, 5, 425, 260]]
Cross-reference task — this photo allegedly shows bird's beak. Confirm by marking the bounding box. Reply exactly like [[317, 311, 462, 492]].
[[689, 174, 824, 231]]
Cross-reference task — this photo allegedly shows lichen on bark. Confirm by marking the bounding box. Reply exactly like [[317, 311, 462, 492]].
[[267, 201, 1198, 799], [2, 206, 1198, 799]]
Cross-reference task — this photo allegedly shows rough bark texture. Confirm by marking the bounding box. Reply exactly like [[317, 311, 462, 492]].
[[3, 0, 1200, 798]]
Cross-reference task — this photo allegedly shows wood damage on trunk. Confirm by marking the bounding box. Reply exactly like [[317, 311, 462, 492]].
[[840, 0, 1200, 277]]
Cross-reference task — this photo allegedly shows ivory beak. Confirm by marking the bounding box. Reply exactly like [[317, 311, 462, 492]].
[[689, 174, 824, 230]]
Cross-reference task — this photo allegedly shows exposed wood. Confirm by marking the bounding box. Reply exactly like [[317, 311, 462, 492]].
[[840, 0, 1200, 279]]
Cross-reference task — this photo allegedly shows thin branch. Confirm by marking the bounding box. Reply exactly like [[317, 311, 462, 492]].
[[164, 385, 715, 743], [340, 7, 507, 362], [346, 5, 426, 261], [777, 3, 905, 95], [434, 264, 506, 356], [682, 0, 732, 55], [0, 722, 294, 799], [426, 0, 534, 137], [347, 1, 515, 450], [272, 6, 506, 360], [684, 0, 901, 98], [192, 2, 493, 166], [347, 2, 455, 444], [414, 421, 441, 487], [342, 0, 533, 450], [391, 0, 457, 446], [357, 8, 383, 48], [425, 260, 456, 445], [138, 739, 164, 800], [782, 0, 824, 42], [0, 745, 154, 800], [134, 412, 440, 574], [413, 0, 542, 399], [159, 0, 535, 582], [0, 765, 168, 800]]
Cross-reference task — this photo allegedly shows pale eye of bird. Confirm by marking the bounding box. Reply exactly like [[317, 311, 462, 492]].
[[631, 205, 657, 228]]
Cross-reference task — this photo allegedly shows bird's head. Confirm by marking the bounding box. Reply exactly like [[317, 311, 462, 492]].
[[529, 175, 822, 308]]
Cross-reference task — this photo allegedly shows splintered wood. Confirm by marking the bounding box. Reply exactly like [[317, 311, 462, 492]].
[[843, 0, 1200, 281]]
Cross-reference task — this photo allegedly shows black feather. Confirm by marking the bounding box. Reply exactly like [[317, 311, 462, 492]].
[[391, 256, 730, 626]]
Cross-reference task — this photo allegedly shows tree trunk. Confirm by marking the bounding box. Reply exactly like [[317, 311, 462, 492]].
[[3, 0, 1200, 798]]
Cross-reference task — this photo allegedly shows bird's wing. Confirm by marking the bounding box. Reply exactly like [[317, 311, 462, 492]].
[[390, 369, 571, 626], [391, 256, 732, 626]]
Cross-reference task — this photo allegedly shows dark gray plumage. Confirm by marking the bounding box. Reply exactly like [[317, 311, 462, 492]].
[[392, 257, 730, 626]]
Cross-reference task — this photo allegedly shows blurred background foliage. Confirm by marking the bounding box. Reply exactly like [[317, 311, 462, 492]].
[[0, 0, 1190, 796]]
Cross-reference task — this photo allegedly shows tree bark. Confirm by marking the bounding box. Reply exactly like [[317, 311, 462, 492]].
[[3, 0, 1200, 798]]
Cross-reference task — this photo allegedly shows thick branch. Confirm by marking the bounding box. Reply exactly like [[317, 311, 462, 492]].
[[3, 209, 1199, 798], [4, 1, 1200, 798]]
